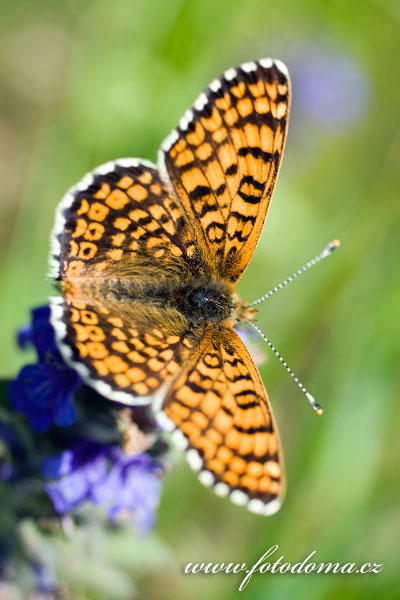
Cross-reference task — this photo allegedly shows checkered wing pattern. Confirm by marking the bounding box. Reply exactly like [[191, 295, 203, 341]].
[[159, 58, 290, 282], [49, 158, 200, 282], [159, 328, 284, 515], [49, 159, 206, 403], [50, 295, 198, 404]]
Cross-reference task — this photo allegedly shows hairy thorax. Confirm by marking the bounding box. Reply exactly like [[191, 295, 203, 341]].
[[63, 276, 255, 329]]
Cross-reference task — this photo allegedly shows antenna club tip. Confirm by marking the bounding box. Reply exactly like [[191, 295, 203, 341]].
[[321, 240, 341, 258], [306, 393, 323, 414], [326, 239, 341, 254]]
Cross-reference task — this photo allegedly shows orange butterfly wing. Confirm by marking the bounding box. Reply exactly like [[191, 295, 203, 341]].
[[49, 158, 202, 282], [50, 159, 207, 401], [50, 295, 199, 404], [158, 327, 285, 515], [159, 58, 291, 282]]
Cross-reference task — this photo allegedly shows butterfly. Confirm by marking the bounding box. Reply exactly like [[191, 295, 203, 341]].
[[49, 58, 291, 516]]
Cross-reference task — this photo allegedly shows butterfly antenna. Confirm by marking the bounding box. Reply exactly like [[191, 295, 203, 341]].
[[246, 320, 323, 415], [250, 240, 340, 307]]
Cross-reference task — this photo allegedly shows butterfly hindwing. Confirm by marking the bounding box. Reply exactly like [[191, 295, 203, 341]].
[[159, 58, 291, 282], [50, 296, 199, 404], [158, 327, 285, 514]]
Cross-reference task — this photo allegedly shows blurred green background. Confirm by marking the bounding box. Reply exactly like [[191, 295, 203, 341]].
[[1, 0, 399, 598]]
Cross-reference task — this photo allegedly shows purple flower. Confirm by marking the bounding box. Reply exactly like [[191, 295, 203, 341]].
[[42, 441, 109, 512], [289, 44, 371, 131], [92, 450, 162, 534], [42, 441, 162, 534], [16, 324, 33, 352], [9, 305, 79, 431], [10, 305, 164, 532], [17, 305, 58, 361], [9, 364, 78, 431]]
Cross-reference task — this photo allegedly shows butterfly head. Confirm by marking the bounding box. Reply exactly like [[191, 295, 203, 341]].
[[176, 279, 234, 328]]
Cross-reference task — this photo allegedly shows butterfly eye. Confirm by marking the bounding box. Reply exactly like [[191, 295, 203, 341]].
[[188, 289, 209, 309], [185, 286, 231, 324]]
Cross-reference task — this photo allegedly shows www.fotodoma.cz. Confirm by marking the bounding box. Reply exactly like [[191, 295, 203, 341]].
[[183, 545, 383, 591]]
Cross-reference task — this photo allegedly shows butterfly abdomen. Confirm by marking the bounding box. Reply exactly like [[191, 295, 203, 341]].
[[63, 274, 235, 330]]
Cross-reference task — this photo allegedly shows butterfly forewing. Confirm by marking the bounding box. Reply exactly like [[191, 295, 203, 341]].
[[159, 59, 291, 282], [50, 159, 201, 282]]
